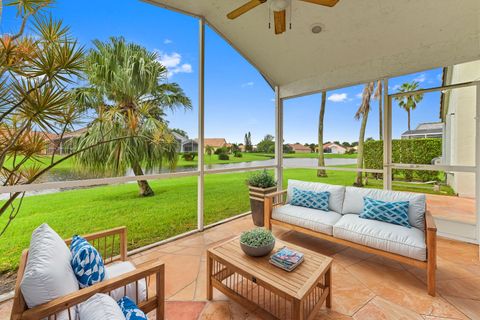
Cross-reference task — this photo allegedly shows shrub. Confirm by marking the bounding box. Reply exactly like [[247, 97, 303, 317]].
[[181, 152, 197, 161], [218, 153, 229, 160], [247, 170, 276, 188], [364, 138, 442, 182], [234, 151, 243, 158], [240, 228, 275, 247], [214, 146, 228, 155]]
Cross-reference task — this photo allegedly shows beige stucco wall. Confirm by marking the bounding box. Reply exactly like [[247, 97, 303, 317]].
[[445, 60, 479, 197]]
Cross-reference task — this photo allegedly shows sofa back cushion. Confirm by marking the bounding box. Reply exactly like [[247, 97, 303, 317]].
[[20, 224, 79, 320], [287, 180, 345, 213], [342, 187, 426, 230]]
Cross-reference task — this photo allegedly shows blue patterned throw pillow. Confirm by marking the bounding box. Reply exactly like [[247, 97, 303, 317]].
[[70, 235, 105, 288], [117, 296, 148, 320], [360, 197, 411, 228], [290, 187, 330, 211]]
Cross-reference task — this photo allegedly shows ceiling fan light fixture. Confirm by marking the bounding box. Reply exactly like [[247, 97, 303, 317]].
[[271, 0, 290, 11], [311, 23, 324, 34]]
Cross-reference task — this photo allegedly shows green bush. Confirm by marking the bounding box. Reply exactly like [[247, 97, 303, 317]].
[[233, 151, 243, 158], [247, 170, 276, 188], [218, 153, 229, 160], [214, 147, 228, 155], [364, 138, 442, 182], [240, 228, 275, 247], [181, 152, 197, 161]]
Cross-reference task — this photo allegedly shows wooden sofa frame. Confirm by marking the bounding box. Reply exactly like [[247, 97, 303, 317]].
[[10, 227, 165, 320], [264, 190, 437, 296]]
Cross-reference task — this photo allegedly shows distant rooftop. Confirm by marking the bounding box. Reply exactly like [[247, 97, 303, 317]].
[[401, 122, 443, 139]]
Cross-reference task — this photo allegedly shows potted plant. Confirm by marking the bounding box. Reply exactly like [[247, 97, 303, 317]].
[[240, 228, 275, 257], [247, 170, 277, 226]]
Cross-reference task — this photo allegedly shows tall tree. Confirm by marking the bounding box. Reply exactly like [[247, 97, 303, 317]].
[[394, 81, 424, 131], [317, 91, 327, 177], [72, 37, 191, 197], [354, 82, 375, 187], [256, 134, 274, 153], [374, 80, 383, 139], [0, 0, 86, 235], [244, 131, 252, 152]]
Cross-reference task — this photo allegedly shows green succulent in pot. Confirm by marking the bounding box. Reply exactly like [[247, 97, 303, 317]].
[[240, 228, 275, 257]]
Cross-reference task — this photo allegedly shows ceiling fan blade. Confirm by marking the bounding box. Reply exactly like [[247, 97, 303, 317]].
[[300, 0, 340, 7], [274, 10, 286, 35], [227, 0, 266, 19]]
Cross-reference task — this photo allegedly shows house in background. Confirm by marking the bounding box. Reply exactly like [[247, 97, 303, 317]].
[[441, 60, 479, 198], [401, 122, 444, 139], [204, 138, 228, 151], [45, 128, 88, 155], [287, 143, 311, 153], [323, 142, 347, 154]]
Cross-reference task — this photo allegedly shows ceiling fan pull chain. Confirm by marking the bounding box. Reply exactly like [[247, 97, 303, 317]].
[[289, 1, 292, 29]]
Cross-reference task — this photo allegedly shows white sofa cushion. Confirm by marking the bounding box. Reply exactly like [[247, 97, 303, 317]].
[[106, 261, 147, 303], [286, 180, 346, 213], [333, 214, 426, 261], [272, 204, 342, 235], [78, 293, 126, 320], [342, 187, 426, 230], [20, 224, 79, 320]]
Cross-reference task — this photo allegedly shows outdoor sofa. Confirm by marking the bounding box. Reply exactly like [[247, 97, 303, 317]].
[[264, 180, 437, 296], [11, 226, 165, 320]]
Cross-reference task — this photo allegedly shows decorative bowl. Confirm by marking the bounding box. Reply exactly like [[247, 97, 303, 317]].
[[240, 239, 275, 257]]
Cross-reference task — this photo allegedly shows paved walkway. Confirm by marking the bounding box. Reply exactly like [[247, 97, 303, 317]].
[[2, 216, 479, 319]]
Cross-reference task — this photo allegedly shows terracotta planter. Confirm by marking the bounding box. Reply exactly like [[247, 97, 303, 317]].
[[248, 186, 277, 227]]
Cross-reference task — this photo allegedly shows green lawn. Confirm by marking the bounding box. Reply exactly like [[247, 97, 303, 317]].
[[0, 167, 454, 273]]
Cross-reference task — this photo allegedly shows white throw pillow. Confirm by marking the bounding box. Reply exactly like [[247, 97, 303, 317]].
[[20, 224, 79, 319], [342, 187, 426, 230], [286, 180, 346, 213], [78, 293, 126, 320]]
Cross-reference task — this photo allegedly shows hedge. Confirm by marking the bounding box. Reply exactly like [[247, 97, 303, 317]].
[[364, 138, 443, 182]]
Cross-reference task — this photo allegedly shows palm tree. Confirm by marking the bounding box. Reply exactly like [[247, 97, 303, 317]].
[[317, 91, 327, 177], [72, 37, 191, 197], [205, 145, 214, 159], [354, 82, 375, 187], [394, 81, 424, 131], [374, 81, 383, 140]]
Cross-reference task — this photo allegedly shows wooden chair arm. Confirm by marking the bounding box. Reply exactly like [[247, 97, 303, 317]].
[[265, 189, 287, 200], [21, 261, 165, 320], [425, 211, 437, 232]]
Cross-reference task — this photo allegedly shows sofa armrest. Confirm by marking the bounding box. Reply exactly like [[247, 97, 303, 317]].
[[425, 211, 437, 232], [20, 261, 165, 320], [266, 189, 287, 206]]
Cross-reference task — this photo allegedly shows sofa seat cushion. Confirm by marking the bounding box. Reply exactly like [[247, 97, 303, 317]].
[[333, 214, 426, 261], [105, 261, 147, 303], [287, 180, 346, 213], [272, 204, 342, 235], [342, 187, 426, 230]]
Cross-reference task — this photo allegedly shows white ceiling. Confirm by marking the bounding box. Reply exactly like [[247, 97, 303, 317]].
[[146, 0, 480, 98]]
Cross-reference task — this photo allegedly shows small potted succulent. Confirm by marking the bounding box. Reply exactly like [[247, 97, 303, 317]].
[[247, 170, 277, 226], [240, 228, 275, 257]]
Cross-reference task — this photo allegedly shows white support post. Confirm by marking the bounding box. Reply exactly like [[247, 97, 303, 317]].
[[275, 86, 284, 191], [476, 84, 480, 244], [383, 79, 392, 190], [197, 17, 205, 231]]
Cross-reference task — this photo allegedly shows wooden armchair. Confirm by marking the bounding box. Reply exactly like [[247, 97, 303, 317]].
[[10, 227, 165, 320]]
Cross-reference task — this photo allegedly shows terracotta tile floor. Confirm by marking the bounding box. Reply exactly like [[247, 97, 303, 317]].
[[1, 215, 479, 319], [426, 194, 476, 224]]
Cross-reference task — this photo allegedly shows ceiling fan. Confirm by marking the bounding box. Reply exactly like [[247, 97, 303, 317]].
[[226, 0, 339, 35]]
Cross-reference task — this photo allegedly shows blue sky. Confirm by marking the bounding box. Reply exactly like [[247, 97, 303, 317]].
[[2, 0, 444, 144]]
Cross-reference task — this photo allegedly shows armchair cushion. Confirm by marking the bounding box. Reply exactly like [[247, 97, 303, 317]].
[[117, 296, 148, 320], [333, 214, 426, 261], [287, 180, 346, 213], [106, 261, 147, 303], [79, 293, 126, 320], [70, 235, 106, 288], [272, 204, 342, 235], [342, 187, 426, 230], [20, 224, 79, 320]]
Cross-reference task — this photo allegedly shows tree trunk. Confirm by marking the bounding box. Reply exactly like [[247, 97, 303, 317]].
[[354, 110, 369, 187], [317, 91, 327, 177], [132, 162, 154, 197], [378, 85, 383, 140], [407, 109, 411, 131]]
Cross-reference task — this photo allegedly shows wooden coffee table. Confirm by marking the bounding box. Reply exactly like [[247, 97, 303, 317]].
[[206, 237, 332, 320]]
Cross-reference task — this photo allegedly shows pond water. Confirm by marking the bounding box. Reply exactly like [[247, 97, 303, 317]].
[[0, 157, 356, 199]]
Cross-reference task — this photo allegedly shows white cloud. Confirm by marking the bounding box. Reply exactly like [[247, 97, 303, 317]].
[[241, 81, 254, 88], [355, 92, 363, 99], [327, 93, 348, 103], [156, 51, 193, 77], [413, 73, 427, 83], [164, 39, 173, 44]]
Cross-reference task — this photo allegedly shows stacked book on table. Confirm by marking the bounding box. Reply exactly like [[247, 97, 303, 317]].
[[269, 246, 304, 272]]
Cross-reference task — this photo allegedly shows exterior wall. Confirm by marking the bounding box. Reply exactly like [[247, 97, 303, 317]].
[[444, 60, 479, 197], [330, 146, 346, 154]]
